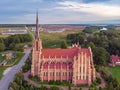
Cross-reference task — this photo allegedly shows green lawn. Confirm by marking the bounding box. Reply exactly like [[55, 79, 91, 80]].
[[106, 66, 120, 82], [0, 66, 9, 79], [13, 53, 24, 65], [0, 56, 5, 62]]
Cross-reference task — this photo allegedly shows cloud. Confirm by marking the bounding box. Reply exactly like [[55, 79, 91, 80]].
[[56, 1, 120, 18], [0, 0, 120, 24]]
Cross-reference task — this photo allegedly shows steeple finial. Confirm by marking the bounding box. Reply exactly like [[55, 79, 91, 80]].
[[35, 9, 40, 39]]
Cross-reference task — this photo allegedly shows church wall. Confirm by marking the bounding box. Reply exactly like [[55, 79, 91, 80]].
[[41, 61, 73, 81], [31, 12, 96, 85]]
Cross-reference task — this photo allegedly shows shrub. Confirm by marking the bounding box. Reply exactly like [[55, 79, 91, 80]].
[[96, 77, 101, 84], [28, 74, 33, 79], [49, 86, 59, 90]]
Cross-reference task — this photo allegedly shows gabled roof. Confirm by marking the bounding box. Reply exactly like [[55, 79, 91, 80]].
[[110, 55, 120, 63], [41, 47, 91, 59]]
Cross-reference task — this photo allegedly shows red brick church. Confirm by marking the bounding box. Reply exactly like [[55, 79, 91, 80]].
[[31, 12, 96, 85]]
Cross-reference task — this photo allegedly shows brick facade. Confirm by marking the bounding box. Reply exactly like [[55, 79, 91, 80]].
[[31, 12, 96, 85]]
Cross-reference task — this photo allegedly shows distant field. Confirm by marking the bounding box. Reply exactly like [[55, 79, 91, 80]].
[[40, 30, 81, 48], [106, 66, 120, 82], [29, 29, 81, 48], [115, 27, 120, 30], [0, 27, 25, 31], [0, 35, 9, 38], [0, 27, 26, 38]]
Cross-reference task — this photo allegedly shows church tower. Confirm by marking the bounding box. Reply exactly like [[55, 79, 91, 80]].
[[31, 10, 96, 86], [31, 11, 42, 76]]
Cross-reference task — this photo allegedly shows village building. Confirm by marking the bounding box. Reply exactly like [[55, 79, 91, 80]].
[[6, 52, 15, 60], [31, 12, 96, 85], [23, 45, 30, 52], [110, 55, 120, 66]]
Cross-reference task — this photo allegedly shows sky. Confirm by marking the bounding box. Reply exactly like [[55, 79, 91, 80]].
[[0, 0, 120, 24]]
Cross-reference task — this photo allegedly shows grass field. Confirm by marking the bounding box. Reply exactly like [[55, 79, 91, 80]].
[[0, 56, 5, 62], [0, 34, 9, 38], [29, 29, 81, 48], [39, 30, 81, 48], [105, 66, 120, 82]]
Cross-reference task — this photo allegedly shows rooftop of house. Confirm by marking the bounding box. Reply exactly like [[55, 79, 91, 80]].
[[110, 55, 120, 63]]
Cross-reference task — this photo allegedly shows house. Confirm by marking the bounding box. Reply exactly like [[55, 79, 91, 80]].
[[23, 45, 30, 52], [6, 52, 15, 60], [110, 55, 120, 66]]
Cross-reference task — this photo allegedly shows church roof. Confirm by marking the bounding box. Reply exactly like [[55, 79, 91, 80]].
[[41, 47, 91, 58]]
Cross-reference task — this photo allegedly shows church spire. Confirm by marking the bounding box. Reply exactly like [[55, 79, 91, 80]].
[[35, 10, 40, 40]]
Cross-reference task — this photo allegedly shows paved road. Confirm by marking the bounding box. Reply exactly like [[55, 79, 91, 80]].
[[0, 50, 31, 90]]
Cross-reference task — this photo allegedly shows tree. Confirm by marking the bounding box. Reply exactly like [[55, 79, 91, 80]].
[[96, 77, 101, 84], [87, 42, 95, 49], [61, 40, 67, 49], [0, 38, 4, 43], [107, 82, 114, 90], [93, 47, 109, 66], [0, 43, 5, 51], [15, 44, 24, 51], [9, 43, 15, 50], [14, 36, 20, 43], [83, 26, 99, 34]]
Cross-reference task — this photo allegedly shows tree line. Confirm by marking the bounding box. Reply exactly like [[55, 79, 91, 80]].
[[67, 27, 120, 66], [0, 34, 32, 51]]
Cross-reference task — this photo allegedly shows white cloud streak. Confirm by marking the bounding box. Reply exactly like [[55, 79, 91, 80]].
[[56, 1, 120, 18], [1, 0, 120, 24]]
